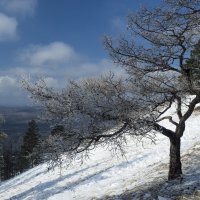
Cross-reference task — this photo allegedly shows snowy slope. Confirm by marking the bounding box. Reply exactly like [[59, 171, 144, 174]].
[[0, 104, 200, 200]]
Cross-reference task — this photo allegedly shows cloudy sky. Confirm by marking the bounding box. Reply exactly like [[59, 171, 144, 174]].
[[0, 0, 160, 106]]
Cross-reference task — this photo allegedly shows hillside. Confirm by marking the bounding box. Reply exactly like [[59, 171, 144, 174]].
[[0, 105, 200, 199]]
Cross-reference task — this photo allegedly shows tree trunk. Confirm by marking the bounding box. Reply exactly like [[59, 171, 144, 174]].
[[168, 137, 182, 180]]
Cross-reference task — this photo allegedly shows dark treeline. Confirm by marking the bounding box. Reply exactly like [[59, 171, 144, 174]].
[[0, 120, 42, 181]]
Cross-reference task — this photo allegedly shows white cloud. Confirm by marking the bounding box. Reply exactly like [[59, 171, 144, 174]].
[[20, 42, 76, 67], [0, 0, 37, 16], [0, 41, 125, 105], [0, 13, 18, 41], [0, 76, 29, 105], [0, 76, 16, 89], [43, 77, 59, 88], [18, 42, 123, 78], [71, 59, 124, 79], [111, 17, 126, 33]]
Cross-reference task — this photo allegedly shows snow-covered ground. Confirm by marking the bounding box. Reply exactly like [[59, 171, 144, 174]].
[[0, 103, 200, 200]]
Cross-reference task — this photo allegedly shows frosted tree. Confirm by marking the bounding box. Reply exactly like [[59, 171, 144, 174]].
[[22, 0, 200, 180]]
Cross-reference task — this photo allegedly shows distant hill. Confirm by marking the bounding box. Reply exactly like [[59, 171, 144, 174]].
[[0, 106, 50, 146]]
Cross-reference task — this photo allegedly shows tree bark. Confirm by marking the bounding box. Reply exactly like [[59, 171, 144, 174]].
[[168, 137, 182, 180]]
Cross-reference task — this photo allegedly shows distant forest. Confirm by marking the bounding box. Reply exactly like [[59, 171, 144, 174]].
[[0, 106, 49, 136], [0, 106, 50, 181]]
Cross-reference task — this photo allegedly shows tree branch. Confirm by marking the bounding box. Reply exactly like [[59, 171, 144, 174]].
[[156, 116, 178, 126], [153, 123, 175, 139]]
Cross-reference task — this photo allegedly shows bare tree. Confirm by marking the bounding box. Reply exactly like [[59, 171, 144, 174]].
[[22, 0, 200, 180], [104, 0, 200, 180]]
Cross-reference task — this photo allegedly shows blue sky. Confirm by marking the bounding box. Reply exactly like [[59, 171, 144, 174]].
[[0, 0, 161, 106]]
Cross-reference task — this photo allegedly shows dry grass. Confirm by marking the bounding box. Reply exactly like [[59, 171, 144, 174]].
[[194, 106, 200, 112], [176, 190, 200, 200]]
